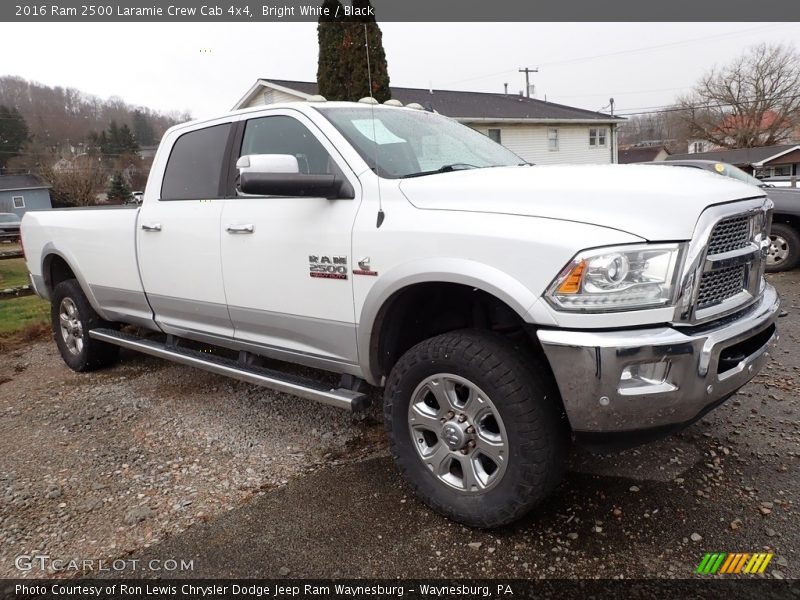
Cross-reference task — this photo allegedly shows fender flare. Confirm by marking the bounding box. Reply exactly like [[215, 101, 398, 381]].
[[356, 258, 541, 385], [40, 243, 110, 320]]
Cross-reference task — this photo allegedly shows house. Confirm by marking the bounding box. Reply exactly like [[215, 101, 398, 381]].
[[0, 174, 52, 217], [233, 79, 625, 165], [618, 145, 671, 164], [667, 143, 800, 179]]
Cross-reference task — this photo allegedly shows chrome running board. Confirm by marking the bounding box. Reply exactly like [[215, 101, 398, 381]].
[[89, 328, 369, 412]]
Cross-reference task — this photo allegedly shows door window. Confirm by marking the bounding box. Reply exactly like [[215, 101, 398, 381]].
[[240, 116, 336, 176], [161, 123, 232, 200]]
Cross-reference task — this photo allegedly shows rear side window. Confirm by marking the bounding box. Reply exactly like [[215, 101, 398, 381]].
[[161, 124, 231, 200]]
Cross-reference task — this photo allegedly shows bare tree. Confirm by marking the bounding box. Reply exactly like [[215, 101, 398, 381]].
[[39, 156, 107, 207], [678, 43, 800, 149]]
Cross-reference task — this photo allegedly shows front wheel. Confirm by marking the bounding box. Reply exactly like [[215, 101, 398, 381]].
[[384, 330, 568, 528], [766, 223, 800, 272], [51, 279, 120, 372]]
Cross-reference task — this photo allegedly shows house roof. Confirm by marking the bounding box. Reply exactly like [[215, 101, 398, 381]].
[[618, 146, 670, 164], [0, 174, 50, 192], [237, 79, 623, 123], [667, 144, 800, 167]]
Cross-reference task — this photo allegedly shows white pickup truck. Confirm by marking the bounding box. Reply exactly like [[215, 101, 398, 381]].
[[22, 101, 780, 527]]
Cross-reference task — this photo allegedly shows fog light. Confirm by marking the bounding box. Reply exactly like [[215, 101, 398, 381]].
[[619, 361, 675, 395]]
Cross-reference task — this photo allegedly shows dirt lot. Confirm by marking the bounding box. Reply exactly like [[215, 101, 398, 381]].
[[0, 272, 797, 580]]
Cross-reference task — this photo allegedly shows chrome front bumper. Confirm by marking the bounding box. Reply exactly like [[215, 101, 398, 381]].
[[537, 285, 780, 434]]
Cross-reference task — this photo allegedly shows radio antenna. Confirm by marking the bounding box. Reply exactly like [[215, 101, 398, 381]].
[[364, 22, 385, 228]]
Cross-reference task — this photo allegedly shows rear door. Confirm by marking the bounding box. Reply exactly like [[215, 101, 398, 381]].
[[219, 110, 362, 366], [137, 121, 235, 339]]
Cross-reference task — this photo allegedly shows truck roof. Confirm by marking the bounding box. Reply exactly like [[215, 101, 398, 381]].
[[169, 100, 417, 134]]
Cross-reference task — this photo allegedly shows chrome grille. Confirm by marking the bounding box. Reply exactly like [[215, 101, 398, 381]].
[[696, 264, 747, 309], [707, 214, 751, 255]]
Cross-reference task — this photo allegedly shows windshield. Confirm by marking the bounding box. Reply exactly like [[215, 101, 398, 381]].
[[316, 106, 524, 179], [0, 214, 20, 223], [712, 162, 764, 187]]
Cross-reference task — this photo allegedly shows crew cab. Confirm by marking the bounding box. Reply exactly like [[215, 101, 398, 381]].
[[22, 101, 780, 528]]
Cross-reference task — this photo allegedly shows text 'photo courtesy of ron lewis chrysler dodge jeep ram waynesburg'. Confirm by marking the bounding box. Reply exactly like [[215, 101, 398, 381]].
[[21, 99, 780, 528]]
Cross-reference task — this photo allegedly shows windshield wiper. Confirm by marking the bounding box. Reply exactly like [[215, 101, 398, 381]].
[[401, 163, 480, 179]]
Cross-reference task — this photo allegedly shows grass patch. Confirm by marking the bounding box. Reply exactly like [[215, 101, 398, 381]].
[[0, 258, 31, 289], [0, 295, 50, 351]]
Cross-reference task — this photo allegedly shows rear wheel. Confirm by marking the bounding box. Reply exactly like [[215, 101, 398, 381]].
[[51, 279, 120, 372], [384, 330, 568, 528], [766, 223, 800, 272]]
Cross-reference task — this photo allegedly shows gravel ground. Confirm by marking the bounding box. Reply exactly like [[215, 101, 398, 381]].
[[0, 271, 797, 579], [0, 343, 383, 578]]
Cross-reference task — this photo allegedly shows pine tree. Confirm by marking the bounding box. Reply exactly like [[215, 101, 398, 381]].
[[317, 0, 346, 101], [317, 0, 390, 103], [106, 172, 132, 203], [132, 110, 155, 146], [0, 105, 30, 169], [118, 124, 139, 153]]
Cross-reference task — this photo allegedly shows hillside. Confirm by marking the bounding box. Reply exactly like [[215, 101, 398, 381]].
[[0, 75, 189, 168]]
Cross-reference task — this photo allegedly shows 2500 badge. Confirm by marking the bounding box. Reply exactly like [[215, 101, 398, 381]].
[[309, 255, 348, 280]]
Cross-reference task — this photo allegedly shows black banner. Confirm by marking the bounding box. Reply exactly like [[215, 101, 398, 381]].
[[2, 579, 799, 600], [3, 0, 800, 22]]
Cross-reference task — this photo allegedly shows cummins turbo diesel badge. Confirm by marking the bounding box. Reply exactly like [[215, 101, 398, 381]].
[[309, 255, 348, 280]]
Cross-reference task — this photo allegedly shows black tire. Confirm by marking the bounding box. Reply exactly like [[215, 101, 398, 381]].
[[766, 223, 800, 273], [384, 329, 568, 528], [51, 279, 120, 372]]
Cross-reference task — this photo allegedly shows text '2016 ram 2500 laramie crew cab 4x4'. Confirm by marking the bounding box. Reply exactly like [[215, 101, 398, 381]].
[[22, 101, 780, 528]]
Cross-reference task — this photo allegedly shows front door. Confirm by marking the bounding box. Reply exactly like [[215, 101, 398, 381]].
[[219, 111, 362, 366], [137, 121, 235, 339]]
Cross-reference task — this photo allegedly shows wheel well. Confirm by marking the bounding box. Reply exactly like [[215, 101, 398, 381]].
[[371, 282, 538, 381], [42, 254, 77, 297], [773, 213, 800, 231]]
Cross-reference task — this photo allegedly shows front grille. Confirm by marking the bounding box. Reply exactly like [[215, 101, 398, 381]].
[[706, 214, 751, 255], [696, 264, 747, 309]]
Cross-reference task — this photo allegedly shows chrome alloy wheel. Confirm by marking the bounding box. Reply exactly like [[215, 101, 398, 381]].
[[58, 297, 84, 356], [407, 374, 509, 493], [767, 234, 790, 266]]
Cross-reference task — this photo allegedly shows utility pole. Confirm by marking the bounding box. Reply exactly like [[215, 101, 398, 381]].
[[519, 67, 538, 98], [609, 97, 616, 164]]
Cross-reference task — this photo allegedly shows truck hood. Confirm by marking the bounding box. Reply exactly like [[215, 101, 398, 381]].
[[398, 164, 766, 240]]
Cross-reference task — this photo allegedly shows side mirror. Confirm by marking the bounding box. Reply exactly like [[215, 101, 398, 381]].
[[237, 154, 354, 199]]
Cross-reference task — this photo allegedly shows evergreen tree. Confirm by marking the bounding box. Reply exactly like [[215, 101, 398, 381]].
[[97, 121, 139, 156], [106, 172, 132, 203], [317, 0, 346, 101], [0, 105, 30, 169], [132, 110, 155, 146], [117, 124, 139, 153], [317, 0, 390, 103]]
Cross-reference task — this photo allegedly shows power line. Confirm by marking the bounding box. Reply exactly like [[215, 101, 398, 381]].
[[443, 23, 794, 87], [614, 91, 800, 117]]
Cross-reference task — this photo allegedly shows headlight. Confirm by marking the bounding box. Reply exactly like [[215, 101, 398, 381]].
[[546, 244, 684, 312]]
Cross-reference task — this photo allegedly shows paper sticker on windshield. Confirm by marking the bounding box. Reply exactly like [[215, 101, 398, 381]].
[[714, 163, 726, 173], [352, 120, 406, 145]]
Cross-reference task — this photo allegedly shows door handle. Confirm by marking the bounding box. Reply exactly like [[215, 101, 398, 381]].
[[141, 223, 162, 232], [226, 224, 255, 234]]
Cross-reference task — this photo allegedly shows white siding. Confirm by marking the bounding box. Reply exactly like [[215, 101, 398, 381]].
[[470, 123, 618, 165], [244, 88, 306, 108]]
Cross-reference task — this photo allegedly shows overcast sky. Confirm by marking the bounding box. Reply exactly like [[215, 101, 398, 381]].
[[2, 22, 799, 119]]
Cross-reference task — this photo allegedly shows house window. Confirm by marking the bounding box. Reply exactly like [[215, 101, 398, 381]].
[[589, 128, 607, 148], [487, 129, 502, 144], [692, 141, 705, 154], [548, 128, 559, 151], [12, 196, 24, 209]]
